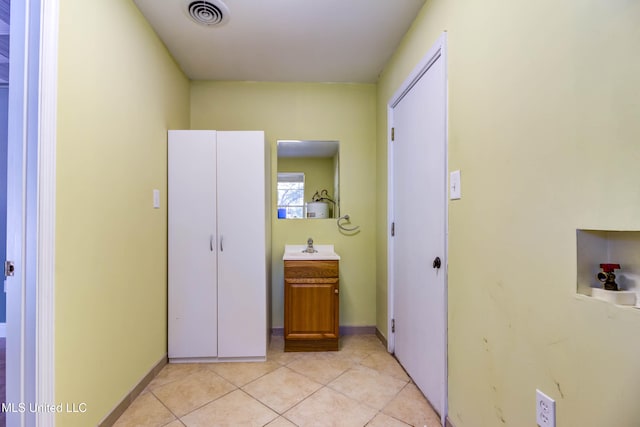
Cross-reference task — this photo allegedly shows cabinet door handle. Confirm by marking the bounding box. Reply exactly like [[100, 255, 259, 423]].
[[210, 235, 214, 252], [220, 236, 224, 252]]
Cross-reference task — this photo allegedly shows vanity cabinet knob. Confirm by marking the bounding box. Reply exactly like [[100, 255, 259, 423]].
[[334, 289, 339, 294]]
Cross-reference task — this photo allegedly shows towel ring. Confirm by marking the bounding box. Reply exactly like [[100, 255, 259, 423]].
[[337, 214, 360, 232]]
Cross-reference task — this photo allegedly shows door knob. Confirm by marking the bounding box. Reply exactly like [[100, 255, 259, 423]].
[[432, 257, 441, 269]]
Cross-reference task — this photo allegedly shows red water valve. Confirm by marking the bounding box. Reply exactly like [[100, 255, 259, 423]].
[[598, 263, 621, 291], [599, 263, 620, 273]]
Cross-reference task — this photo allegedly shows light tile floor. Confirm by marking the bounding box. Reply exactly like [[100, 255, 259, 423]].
[[114, 335, 441, 427]]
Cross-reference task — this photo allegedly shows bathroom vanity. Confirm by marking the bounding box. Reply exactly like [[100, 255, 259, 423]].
[[283, 245, 340, 351]]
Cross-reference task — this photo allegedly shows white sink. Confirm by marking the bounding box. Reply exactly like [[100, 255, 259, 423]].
[[283, 244, 341, 261]]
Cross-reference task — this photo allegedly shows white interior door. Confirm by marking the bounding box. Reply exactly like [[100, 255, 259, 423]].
[[390, 36, 447, 419], [168, 130, 218, 359]]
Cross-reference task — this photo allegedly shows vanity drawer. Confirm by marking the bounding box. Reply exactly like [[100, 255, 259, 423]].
[[284, 260, 339, 279]]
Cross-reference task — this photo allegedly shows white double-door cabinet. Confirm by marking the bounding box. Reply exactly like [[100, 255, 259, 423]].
[[168, 130, 270, 362]]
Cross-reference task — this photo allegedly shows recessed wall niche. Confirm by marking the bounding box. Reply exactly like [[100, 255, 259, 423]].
[[577, 229, 640, 307]]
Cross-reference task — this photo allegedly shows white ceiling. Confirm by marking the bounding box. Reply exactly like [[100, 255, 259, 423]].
[[133, 0, 426, 83]]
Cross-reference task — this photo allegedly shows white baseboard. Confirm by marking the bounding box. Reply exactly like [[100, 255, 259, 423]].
[[0, 322, 5, 338]]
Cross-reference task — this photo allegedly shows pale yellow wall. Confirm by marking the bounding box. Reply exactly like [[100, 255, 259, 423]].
[[191, 81, 376, 328], [55, 0, 190, 425], [377, 1, 640, 426]]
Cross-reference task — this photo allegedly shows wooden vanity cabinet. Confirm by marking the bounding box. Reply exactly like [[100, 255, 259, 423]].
[[284, 260, 339, 351]]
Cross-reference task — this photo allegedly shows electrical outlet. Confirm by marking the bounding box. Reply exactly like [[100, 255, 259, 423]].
[[536, 389, 556, 427]]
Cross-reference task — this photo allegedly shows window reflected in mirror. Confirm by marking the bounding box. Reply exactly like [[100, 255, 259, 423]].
[[277, 172, 305, 219], [277, 140, 339, 219]]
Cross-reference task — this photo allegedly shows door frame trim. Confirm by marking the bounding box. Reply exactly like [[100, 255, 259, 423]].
[[7, 0, 58, 424], [37, 0, 59, 424], [386, 32, 448, 426]]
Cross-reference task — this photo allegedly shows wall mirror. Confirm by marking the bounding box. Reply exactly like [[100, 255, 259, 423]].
[[277, 140, 340, 219]]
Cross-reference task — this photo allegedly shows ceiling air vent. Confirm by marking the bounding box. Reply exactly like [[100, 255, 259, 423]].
[[185, 0, 230, 27]]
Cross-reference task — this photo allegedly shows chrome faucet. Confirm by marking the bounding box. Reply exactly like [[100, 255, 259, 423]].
[[302, 237, 317, 253]]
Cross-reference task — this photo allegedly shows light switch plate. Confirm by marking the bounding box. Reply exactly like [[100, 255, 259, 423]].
[[450, 170, 461, 200], [153, 189, 160, 209]]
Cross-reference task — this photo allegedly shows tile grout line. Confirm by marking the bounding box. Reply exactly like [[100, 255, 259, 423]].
[[233, 388, 282, 427], [151, 369, 240, 425], [323, 362, 412, 424], [149, 389, 184, 425], [242, 365, 324, 416], [273, 345, 401, 427], [114, 335, 439, 426]]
